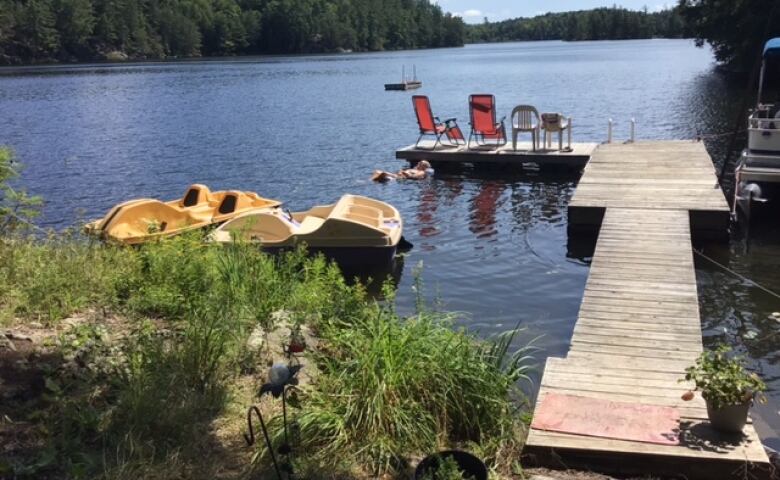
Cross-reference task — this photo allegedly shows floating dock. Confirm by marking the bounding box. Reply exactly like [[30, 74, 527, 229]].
[[384, 80, 422, 91], [525, 142, 772, 479], [395, 141, 598, 168]]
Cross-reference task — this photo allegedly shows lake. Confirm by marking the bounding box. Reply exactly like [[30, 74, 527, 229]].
[[2, 39, 780, 450]]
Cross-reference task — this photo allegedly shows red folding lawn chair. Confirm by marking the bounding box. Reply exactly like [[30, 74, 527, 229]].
[[412, 95, 465, 150], [468, 94, 506, 149]]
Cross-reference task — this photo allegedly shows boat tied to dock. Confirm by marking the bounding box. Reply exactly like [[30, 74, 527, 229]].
[[734, 37, 780, 220]]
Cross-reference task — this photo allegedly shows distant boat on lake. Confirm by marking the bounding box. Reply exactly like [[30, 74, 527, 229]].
[[385, 65, 422, 91]]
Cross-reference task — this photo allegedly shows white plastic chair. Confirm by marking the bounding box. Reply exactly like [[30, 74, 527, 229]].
[[511, 105, 540, 151], [541, 113, 570, 151]]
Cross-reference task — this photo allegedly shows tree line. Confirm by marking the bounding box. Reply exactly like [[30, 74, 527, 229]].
[[466, 7, 685, 43], [678, 0, 780, 72], [0, 0, 466, 64]]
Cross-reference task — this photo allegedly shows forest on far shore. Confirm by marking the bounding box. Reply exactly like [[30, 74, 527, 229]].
[[0, 0, 466, 65], [466, 7, 685, 43], [1, 0, 774, 70]]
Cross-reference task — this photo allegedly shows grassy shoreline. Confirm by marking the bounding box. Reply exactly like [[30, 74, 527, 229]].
[[0, 231, 536, 479]]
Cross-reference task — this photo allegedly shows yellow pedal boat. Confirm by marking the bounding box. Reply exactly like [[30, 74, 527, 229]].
[[85, 184, 281, 245], [210, 194, 404, 266]]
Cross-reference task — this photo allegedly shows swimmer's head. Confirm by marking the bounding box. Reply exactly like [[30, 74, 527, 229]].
[[417, 160, 431, 170]]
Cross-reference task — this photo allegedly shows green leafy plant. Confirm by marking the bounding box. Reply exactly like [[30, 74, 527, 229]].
[[0, 147, 42, 235], [419, 455, 475, 480], [682, 345, 766, 410]]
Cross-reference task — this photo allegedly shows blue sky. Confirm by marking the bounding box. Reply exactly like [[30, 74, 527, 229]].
[[437, 0, 676, 23]]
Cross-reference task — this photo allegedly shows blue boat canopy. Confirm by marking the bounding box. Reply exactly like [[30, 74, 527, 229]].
[[764, 38, 780, 58]]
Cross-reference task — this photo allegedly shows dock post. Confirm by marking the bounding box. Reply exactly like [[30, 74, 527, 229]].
[[568, 117, 572, 149], [607, 119, 613, 143], [629, 118, 636, 143]]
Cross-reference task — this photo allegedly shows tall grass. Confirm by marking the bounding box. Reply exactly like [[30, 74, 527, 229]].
[[291, 303, 535, 476], [0, 234, 138, 323]]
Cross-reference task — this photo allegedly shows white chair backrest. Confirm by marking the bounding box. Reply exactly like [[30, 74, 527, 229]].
[[512, 105, 540, 128]]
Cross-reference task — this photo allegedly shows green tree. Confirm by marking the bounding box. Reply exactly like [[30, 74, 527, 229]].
[[18, 0, 60, 59], [54, 0, 95, 57], [158, 7, 201, 56], [0, 1, 17, 63], [679, 0, 779, 71]]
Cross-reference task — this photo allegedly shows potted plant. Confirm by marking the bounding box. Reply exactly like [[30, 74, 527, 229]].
[[681, 345, 766, 433], [414, 450, 487, 480]]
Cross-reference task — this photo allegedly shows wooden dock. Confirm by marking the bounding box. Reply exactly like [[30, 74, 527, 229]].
[[568, 141, 730, 239], [395, 141, 598, 168], [525, 142, 772, 479]]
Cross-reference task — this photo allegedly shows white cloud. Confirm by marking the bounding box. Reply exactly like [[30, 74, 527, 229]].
[[454, 9, 483, 18]]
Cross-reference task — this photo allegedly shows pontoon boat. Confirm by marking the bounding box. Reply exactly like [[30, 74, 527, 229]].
[[734, 38, 780, 219]]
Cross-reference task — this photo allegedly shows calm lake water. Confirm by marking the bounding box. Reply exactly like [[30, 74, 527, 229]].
[[3, 39, 780, 449]]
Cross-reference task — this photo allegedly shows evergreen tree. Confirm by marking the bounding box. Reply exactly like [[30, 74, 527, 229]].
[[18, 0, 60, 58], [54, 0, 95, 57]]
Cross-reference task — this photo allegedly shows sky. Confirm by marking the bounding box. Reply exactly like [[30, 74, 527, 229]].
[[437, 0, 675, 23]]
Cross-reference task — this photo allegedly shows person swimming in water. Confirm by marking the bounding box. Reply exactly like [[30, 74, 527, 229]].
[[372, 160, 431, 182]]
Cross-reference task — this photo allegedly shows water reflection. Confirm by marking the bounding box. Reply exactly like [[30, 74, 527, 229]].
[[469, 181, 506, 240], [416, 181, 442, 240]]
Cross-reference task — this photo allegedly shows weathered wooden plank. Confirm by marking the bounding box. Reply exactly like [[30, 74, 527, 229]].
[[541, 370, 699, 396], [544, 357, 691, 381], [526, 423, 768, 462], [580, 293, 701, 309], [570, 332, 702, 352], [569, 342, 700, 361], [574, 324, 704, 342], [564, 351, 700, 372], [576, 318, 703, 333]]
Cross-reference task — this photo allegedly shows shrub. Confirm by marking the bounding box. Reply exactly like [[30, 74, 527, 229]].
[[0, 146, 42, 235]]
